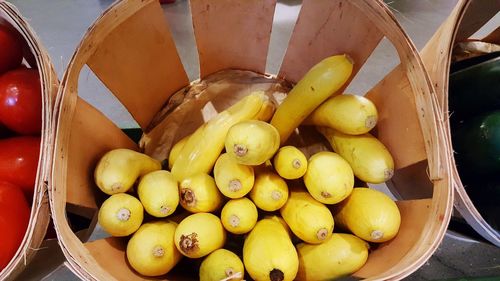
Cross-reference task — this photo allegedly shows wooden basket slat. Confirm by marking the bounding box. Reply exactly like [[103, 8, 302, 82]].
[[387, 160, 433, 200], [51, 96, 113, 281], [390, 178, 453, 281], [348, 3, 453, 278], [66, 98, 137, 209], [190, 0, 277, 78], [51, 66, 138, 281], [52, 141, 101, 281], [51, 200, 107, 281], [48, 2, 171, 279], [454, 0, 499, 42], [85, 238, 143, 281], [52, 174, 110, 281], [278, 0, 384, 84], [354, 199, 431, 278], [351, 0, 444, 182], [365, 65, 427, 170], [87, 0, 189, 130], [421, 0, 500, 246], [420, 0, 468, 112], [85, 237, 170, 281], [483, 27, 500, 43]]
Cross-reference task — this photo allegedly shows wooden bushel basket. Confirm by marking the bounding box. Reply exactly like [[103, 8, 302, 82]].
[[422, 0, 500, 246], [0, 1, 57, 280], [51, 0, 452, 280]]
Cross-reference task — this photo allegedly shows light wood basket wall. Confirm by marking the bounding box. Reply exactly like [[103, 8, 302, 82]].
[[51, 0, 453, 280], [0, 1, 58, 280], [421, 0, 500, 246]]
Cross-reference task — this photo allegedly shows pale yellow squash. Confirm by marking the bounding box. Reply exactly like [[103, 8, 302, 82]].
[[280, 190, 334, 244], [214, 153, 254, 198], [334, 188, 401, 243], [303, 94, 378, 135], [98, 193, 144, 237], [243, 218, 299, 281], [137, 170, 178, 217], [303, 151, 354, 204], [318, 127, 394, 184], [296, 233, 369, 281], [126, 221, 181, 276], [94, 148, 161, 195], [249, 170, 289, 211], [179, 173, 223, 213], [174, 213, 226, 258], [221, 198, 258, 234], [225, 120, 280, 166], [199, 249, 244, 281], [168, 134, 191, 170], [254, 98, 276, 122], [273, 146, 307, 180]]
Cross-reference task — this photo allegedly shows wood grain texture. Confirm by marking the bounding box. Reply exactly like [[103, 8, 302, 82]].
[[421, 0, 467, 112], [366, 65, 427, 170], [84, 238, 148, 281], [66, 98, 137, 210], [483, 26, 500, 44], [279, 0, 384, 84], [190, 0, 277, 78], [455, 0, 500, 42], [51, 2, 160, 280], [88, 0, 189, 129]]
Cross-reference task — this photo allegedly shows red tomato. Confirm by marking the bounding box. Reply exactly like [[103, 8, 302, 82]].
[[0, 181, 30, 270], [0, 18, 36, 69], [0, 136, 40, 197], [0, 20, 23, 75], [0, 123, 15, 139], [0, 68, 42, 135]]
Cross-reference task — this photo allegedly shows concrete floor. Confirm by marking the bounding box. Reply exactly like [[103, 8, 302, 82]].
[[6, 0, 500, 280]]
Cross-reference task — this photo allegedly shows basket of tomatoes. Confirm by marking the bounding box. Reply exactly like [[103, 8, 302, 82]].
[[0, 1, 57, 279], [50, 0, 452, 280]]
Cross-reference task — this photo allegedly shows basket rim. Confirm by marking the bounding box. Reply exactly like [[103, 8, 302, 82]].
[[0, 1, 58, 280], [49, 0, 454, 280]]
